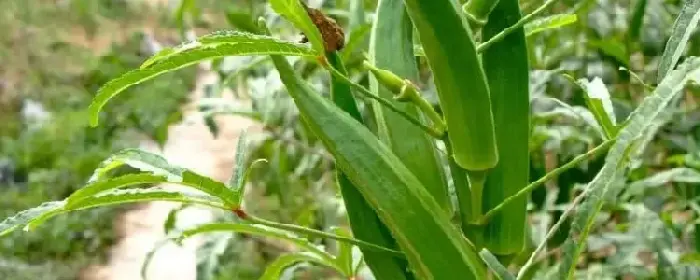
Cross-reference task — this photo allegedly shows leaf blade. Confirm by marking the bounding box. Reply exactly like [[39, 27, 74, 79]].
[[524, 14, 578, 37], [180, 222, 335, 265], [66, 173, 168, 207], [327, 48, 409, 279], [0, 201, 65, 237], [369, 0, 450, 212], [259, 253, 336, 280], [557, 58, 700, 279], [479, 249, 516, 280], [88, 149, 240, 207], [88, 32, 315, 126]]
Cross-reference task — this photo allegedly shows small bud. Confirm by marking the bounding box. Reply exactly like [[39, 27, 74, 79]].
[[363, 61, 406, 94]]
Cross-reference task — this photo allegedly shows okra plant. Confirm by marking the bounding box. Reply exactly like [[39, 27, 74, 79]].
[[2, 0, 700, 279]]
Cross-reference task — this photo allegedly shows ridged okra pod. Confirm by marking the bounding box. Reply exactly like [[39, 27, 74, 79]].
[[401, 0, 498, 171], [481, 0, 531, 257]]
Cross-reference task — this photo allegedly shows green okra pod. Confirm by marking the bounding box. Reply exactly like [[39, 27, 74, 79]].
[[481, 0, 531, 258], [402, 0, 499, 171]]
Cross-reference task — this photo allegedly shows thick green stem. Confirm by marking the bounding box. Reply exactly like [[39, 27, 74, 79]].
[[243, 214, 404, 257], [467, 170, 488, 223], [409, 90, 447, 134], [443, 136, 471, 221]]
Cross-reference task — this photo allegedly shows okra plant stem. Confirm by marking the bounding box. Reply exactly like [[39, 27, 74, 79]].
[[324, 63, 444, 138], [479, 139, 615, 223], [467, 170, 488, 223], [409, 89, 447, 134], [477, 0, 561, 53], [517, 186, 592, 279], [234, 209, 405, 257], [362, 60, 446, 135]]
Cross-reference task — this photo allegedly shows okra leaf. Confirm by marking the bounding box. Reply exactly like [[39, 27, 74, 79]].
[[657, 0, 700, 82], [524, 14, 578, 37], [327, 48, 408, 280], [259, 253, 336, 280], [369, 0, 450, 212], [0, 187, 223, 238], [479, 249, 516, 280], [179, 222, 335, 265], [228, 129, 249, 190], [66, 173, 168, 207], [85, 149, 240, 207], [0, 201, 65, 237], [270, 0, 325, 53], [70, 189, 224, 211], [225, 11, 259, 33], [88, 31, 315, 126], [624, 168, 700, 199], [557, 58, 700, 280], [589, 39, 630, 67], [578, 77, 618, 139], [332, 227, 355, 276]]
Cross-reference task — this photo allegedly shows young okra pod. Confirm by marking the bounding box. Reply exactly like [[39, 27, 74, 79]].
[[402, 0, 499, 171], [363, 61, 446, 137]]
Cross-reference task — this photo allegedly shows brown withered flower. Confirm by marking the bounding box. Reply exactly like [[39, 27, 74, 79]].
[[299, 2, 345, 52]]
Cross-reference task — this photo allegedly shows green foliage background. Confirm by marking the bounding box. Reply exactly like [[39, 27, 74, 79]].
[[1, 0, 700, 279]]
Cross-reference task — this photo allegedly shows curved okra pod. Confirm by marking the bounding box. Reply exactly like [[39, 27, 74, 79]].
[[402, 0, 499, 171]]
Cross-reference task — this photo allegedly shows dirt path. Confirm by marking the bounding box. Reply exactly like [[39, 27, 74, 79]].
[[82, 53, 260, 280], [77, 1, 264, 278]]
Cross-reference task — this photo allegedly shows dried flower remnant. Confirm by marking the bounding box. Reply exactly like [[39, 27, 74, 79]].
[[300, 2, 345, 52]]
